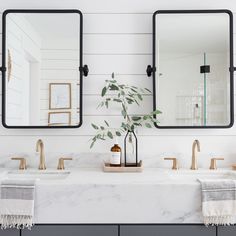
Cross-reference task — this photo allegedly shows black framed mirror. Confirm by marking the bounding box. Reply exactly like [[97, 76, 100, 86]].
[[1, 9, 89, 128], [147, 10, 234, 129]]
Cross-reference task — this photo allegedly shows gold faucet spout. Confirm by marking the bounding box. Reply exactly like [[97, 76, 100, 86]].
[[191, 139, 200, 170], [36, 139, 46, 170]]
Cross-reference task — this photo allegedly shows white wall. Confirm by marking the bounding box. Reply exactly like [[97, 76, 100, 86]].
[[0, 0, 236, 167], [6, 13, 41, 125], [40, 39, 79, 125]]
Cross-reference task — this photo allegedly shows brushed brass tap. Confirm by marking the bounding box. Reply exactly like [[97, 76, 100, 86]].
[[57, 157, 73, 170], [210, 157, 224, 170], [191, 139, 200, 170], [36, 139, 46, 170], [11, 157, 27, 170], [164, 157, 179, 170]]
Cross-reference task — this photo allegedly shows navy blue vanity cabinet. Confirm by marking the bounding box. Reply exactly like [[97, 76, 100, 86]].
[[218, 226, 236, 236], [21, 225, 118, 236], [0, 229, 19, 236], [120, 225, 216, 236]]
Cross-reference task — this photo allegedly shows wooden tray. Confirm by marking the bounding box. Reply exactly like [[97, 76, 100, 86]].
[[103, 161, 143, 172], [232, 164, 236, 170]]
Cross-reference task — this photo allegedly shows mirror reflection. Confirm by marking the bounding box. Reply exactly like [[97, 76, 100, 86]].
[[155, 12, 232, 127], [4, 12, 81, 127]]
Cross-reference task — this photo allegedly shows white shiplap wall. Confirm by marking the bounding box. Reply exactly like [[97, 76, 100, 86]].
[[40, 40, 80, 125], [6, 14, 41, 125], [0, 0, 236, 163]]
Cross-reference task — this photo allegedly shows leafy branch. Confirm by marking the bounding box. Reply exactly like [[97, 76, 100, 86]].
[[90, 73, 161, 148]]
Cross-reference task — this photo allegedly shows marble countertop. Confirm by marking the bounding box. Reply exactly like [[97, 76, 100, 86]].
[[1, 166, 236, 224]]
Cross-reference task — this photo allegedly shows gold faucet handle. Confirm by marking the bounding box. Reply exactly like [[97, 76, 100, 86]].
[[57, 157, 72, 170], [164, 157, 179, 170], [210, 157, 224, 170], [11, 157, 27, 170]]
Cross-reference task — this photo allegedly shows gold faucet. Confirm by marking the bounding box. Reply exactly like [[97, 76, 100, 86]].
[[36, 139, 46, 170], [210, 157, 224, 170], [191, 139, 200, 170], [57, 157, 73, 170], [164, 157, 179, 170], [11, 157, 27, 170]]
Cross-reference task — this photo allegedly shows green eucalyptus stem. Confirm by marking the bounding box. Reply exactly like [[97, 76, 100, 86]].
[[89, 73, 161, 148]]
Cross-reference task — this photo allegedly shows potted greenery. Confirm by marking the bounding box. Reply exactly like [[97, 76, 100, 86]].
[[90, 73, 161, 166]]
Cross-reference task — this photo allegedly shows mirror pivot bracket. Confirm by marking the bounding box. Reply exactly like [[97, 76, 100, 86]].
[[0, 67, 6, 72], [229, 67, 236, 72], [79, 65, 89, 77], [146, 65, 156, 77]]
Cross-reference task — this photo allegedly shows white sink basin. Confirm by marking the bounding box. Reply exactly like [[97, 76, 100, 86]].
[[7, 170, 70, 180], [167, 170, 236, 182]]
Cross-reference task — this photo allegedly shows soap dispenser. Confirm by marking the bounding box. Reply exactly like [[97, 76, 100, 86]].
[[110, 139, 121, 167]]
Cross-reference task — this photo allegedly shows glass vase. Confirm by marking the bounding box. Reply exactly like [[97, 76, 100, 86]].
[[124, 130, 138, 167]]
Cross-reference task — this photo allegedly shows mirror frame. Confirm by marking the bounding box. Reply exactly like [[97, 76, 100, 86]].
[[1, 9, 86, 129], [148, 9, 234, 129]]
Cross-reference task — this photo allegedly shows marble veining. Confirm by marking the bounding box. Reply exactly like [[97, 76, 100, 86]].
[[0, 153, 236, 224]]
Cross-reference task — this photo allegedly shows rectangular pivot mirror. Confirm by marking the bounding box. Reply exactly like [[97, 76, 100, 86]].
[[2, 10, 83, 128], [153, 10, 234, 128]]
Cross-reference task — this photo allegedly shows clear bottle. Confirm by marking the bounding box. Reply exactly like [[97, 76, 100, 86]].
[[110, 140, 121, 167], [193, 103, 201, 126], [124, 130, 138, 167]]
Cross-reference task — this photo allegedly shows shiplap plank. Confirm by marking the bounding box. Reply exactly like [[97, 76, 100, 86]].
[[84, 74, 152, 94], [41, 34, 152, 55], [41, 50, 79, 60], [84, 14, 151, 34], [82, 94, 153, 116], [41, 69, 78, 80], [42, 39, 79, 50], [85, 54, 151, 74], [84, 34, 152, 54], [41, 60, 79, 70]]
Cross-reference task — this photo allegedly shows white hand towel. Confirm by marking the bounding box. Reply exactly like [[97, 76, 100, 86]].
[[198, 179, 236, 225], [0, 179, 36, 229]]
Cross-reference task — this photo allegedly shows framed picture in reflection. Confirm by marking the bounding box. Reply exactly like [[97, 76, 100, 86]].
[[48, 112, 71, 126], [77, 82, 80, 109], [49, 83, 71, 109]]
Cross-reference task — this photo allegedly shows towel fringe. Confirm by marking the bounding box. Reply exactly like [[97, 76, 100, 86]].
[[0, 215, 33, 230], [204, 215, 234, 226]]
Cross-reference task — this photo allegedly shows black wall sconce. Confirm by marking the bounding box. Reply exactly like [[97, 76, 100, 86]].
[[200, 65, 210, 74]]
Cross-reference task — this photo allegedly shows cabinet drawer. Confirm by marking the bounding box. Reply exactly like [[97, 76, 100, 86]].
[[0, 229, 19, 236], [218, 226, 236, 236], [120, 225, 216, 236], [22, 225, 118, 236]]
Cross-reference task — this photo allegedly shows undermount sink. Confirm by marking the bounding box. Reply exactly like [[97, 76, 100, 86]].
[[7, 170, 70, 180], [167, 170, 236, 182]]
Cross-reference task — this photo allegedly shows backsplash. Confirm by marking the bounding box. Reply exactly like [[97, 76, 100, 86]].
[[0, 0, 236, 165], [0, 150, 235, 170]]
